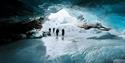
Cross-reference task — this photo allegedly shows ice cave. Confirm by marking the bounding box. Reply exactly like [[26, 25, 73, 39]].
[[0, 0, 125, 63]]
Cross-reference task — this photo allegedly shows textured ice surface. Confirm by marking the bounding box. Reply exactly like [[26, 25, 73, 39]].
[[0, 39, 46, 63]]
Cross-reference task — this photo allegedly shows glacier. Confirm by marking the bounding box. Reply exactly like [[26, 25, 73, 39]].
[[0, 2, 125, 63]]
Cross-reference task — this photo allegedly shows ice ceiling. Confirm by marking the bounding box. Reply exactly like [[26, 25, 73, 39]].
[[0, 0, 125, 31], [41, 0, 125, 32]]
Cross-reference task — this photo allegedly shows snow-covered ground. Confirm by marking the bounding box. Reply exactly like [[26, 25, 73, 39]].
[[41, 8, 125, 63]]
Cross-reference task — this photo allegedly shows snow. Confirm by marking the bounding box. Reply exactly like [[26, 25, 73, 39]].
[[1, 8, 125, 63], [40, 8, 125, 63]]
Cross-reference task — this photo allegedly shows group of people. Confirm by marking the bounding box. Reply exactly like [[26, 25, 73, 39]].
[[48, 28, 65, 40]]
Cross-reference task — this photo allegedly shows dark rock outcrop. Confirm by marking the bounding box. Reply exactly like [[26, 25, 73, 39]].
[[0, 18, 43, 45]]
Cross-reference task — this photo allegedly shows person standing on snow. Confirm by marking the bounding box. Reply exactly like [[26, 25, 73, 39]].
[[53, 28, 55, 33], [48, 28, 51, 36], [56, 29, 59, 39], [61, 29, 65, 40]]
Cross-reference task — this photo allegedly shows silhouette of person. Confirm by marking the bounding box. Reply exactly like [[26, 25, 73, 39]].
[[53, 28, 55, 33], [56, 29, 59, 39], [48, 28, 51, 36], [62, 29, 65, 40]]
